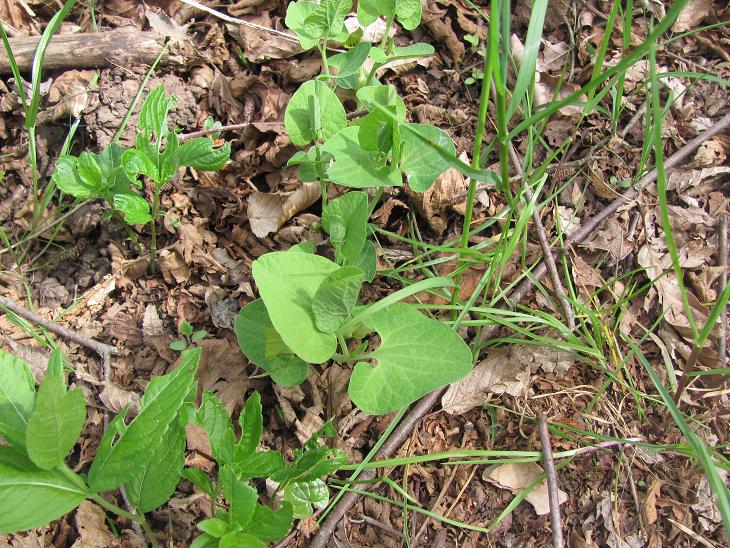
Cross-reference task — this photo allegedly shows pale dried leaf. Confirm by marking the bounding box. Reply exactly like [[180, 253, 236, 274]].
[[667, 166, 730, 192], [99, 381, 141, 416], [247, 183, 321, 238], [672, 0, 713, 32], [580, 218, 633, 262], [158, 249, 191, 284], [146, 8, 191, 45], [142, 304, 164, 337], [2, 338, 49, 380], [642, 477, 662, 526], [72, 501, 119, 547], [483, 462, 568, 515]]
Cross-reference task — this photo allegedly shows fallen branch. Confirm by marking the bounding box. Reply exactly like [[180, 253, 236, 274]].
[[0, 295, 121, 357], [309, 110, 730, 547], [0, 27, 183, 74], [538, 412, 564, 548]]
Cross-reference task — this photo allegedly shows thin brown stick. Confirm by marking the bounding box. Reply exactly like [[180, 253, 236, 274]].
[[0, 295, 121, 356], [178, 121, 282, 142], [508, 142, 575, 330], [309, 110, 730, 548], [538, 412, 564, 548], [719, 214, 728, 371]]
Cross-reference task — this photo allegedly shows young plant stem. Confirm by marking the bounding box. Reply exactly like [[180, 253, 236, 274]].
[[149, 188, 160, 273], [315, 142, 328, 210], [363, 13, 396, 87], [90, 494, 160, 548], [319, 40, 331, 79]]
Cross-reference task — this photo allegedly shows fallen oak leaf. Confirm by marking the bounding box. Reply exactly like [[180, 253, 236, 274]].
[[483, 462, 568, 516], [247, 183, 321, 238]]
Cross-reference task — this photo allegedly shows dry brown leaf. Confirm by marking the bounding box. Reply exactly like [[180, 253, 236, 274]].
[[580, 218, 633, 262], [406, 162, 469, 233], [642, 477, 663, 526], [672, 0, 713, 32], [197, 338, 249, 411], [689, 136, 730, 168], [146, 8, 191, 46], [422, 1, 465, 65], [99, 381, 141, 416], [667, 165, 730, 193], [72, 501, 120, 547], [142, 304, 164, 337], [2, 338, 49, 380], [247, 183, 321, 238], [158, 249, 191, 284], [442, 345, 575, 414], [232, 15, 303, 62], [572, 255, 605, 290], [483, 462, 568, 515]]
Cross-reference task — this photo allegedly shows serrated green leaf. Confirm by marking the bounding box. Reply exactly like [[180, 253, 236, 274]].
[[369, 43, 434, 64], [322, 192, 369, 265], [234, 300, 309, 387], [321, 127, 401, 188], [0, 446, 86, 534], [170, 340, 188, 351], [168, 138, 231, 173], [52, 156, 98, 199], [198, 390, 235, 465], [182, 467, 215, 498], [179, 320, 194, 336], [237, 392, 262, 459], [232, 450, 286, 481], [124, 420, 185, 512], [25, 349, 86, 470], [220, 532, 266, 548], [0, 349, 36, 451], [285, 80, 346, 146], [121, 148, 159, 183], [312, 267, 364, 333], [400, 123, 455, 192], [97, 143, 132, 195], [220, 465, 257, 529], [245, 503, 294, 542], [197, 517, 230, 538], [395, 0, 422, 29], [112, 193, 152, 225], [88, 348, 200, 491], [285, 1, 321, 49], [76, 152, 103, 190], [282, 479, 329, 518], [348, 303, 472, 414], [139, 85, 176, 142], [252, 252, 339, 363], [303, 0, 352, 39]]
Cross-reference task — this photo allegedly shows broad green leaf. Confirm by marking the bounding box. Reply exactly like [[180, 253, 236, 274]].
[[245, 503, 294, 542], [25, 350, 86, 470], [328, 42, 371, 79], [272, 444, 346, 484], [0, 446, 86, 534], [220, 532, 266, 548], [312, 267, 364, 333], [303, 0, 351, 39], [354, 240, 377, 283], [252, 252, 339, 363], [357, 0, 395, 26], [395, 0, 422, 30], [369, 43, 434, 64], [400, 123, 455, 192], [121, 148, 159, 183], [220, 465, 257, 529], [197, 517, 230, 537], [76, 152, 103, 191], [190, 533, 220, 548], [0, 349, 35, 451], [285, 1, 323, 49], [198, 390, 235, 465], [285, 80, 346, 146], [357, 85, 406, 120], [234, 300, 309, 387], [233, 450, 286, 481], [98, 144, 133, 195], [168, 137, 231, 173], [182, 467, 215, 498], [287, 147, 334, 182], [139, 84, 175, 142], [283, 479, 329, 518], [237, 391, 262, 459], [321, 127, 401, 188], [112, 193, 152, 225], [52, 156, 98, 199], [322, 191, 369, 265], [88, 348, 200, 491], [358, 109, 398, 154], [124, 420, 185, 512], [348, 303, 472, 414]]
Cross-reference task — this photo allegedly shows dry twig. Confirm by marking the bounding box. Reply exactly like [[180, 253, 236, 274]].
[[538, 412, 564, 548]]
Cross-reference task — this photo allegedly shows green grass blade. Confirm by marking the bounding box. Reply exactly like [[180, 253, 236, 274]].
[[0, 21, 27, 113]]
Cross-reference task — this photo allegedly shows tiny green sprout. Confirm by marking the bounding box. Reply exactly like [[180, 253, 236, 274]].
[[171, 319, 208, 352], [464, 33, 479, 49]]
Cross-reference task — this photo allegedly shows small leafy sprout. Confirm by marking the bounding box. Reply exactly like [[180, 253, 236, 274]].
[[188, 391, 346, 547], [170, 319, 208, 352], [51, 84, 231, 272]]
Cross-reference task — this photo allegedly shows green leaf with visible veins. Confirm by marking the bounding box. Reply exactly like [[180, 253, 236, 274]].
[[88, 348, 200, 491], [252, 251, 339, 363], [236, 391, 262, 459], [285, 1, 321, 49], [112, 193, 151, 225], [303, 0, 352, 39], [400, 123, 456, 192], [321, 127, 401, 188], [121, 148, 160, 184], [245, 503, 294, 542], [348, 303, 472, 414], [283, 479, 329, 518], [52, 156, 98, 199], [124, 420, 186, 512], [235, 300, 309, 387], [198, 390, 235, 465], [0, 446, 86, 534], [138, 84, 176, 143], [220, 532, 266, 548], [312, 267, 364, 333], [0, 349, 36, 451], [322, 191, 369, 266], [76, 152, 103, 191], [220, 465, 257, 529], [285, 80, 346, 146], [357, 0, 394, 26], [167, 137, 231, 173], [25, 350, 86, 470]]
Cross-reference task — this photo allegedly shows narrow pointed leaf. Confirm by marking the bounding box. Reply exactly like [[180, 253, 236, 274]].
[[237, 391, 262, 459]]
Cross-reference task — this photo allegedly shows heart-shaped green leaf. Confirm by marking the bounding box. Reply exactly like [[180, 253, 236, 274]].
[[321, 191, 369, 265], [322, 127, 401, 188], [283, 479, 329, 518], [348, 303, 472, 414], [252, 251, 339, 363], [400, 123, 456, 192], [285, 80, 346, 146], [285, 1, 321, 49], [312, 267, 364, 333]]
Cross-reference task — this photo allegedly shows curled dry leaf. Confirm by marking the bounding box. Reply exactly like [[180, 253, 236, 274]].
[[231, 14, 303, 62], [72, 501, 120, 548], [442, 345, 575, 414], [247, 182, 321, 238], [406, 159, 469, 234], [672, 0, 713, 32], [99, 381, 141, 416], [483, 462, 568, 516], [36, 70, 95, 125]]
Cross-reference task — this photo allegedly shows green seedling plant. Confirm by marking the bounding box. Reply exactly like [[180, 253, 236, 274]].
[[50, 85, 231, 272], [170, 319, 208, 352], [187, 390, 346, 547], [0, 346, 345, 546]]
